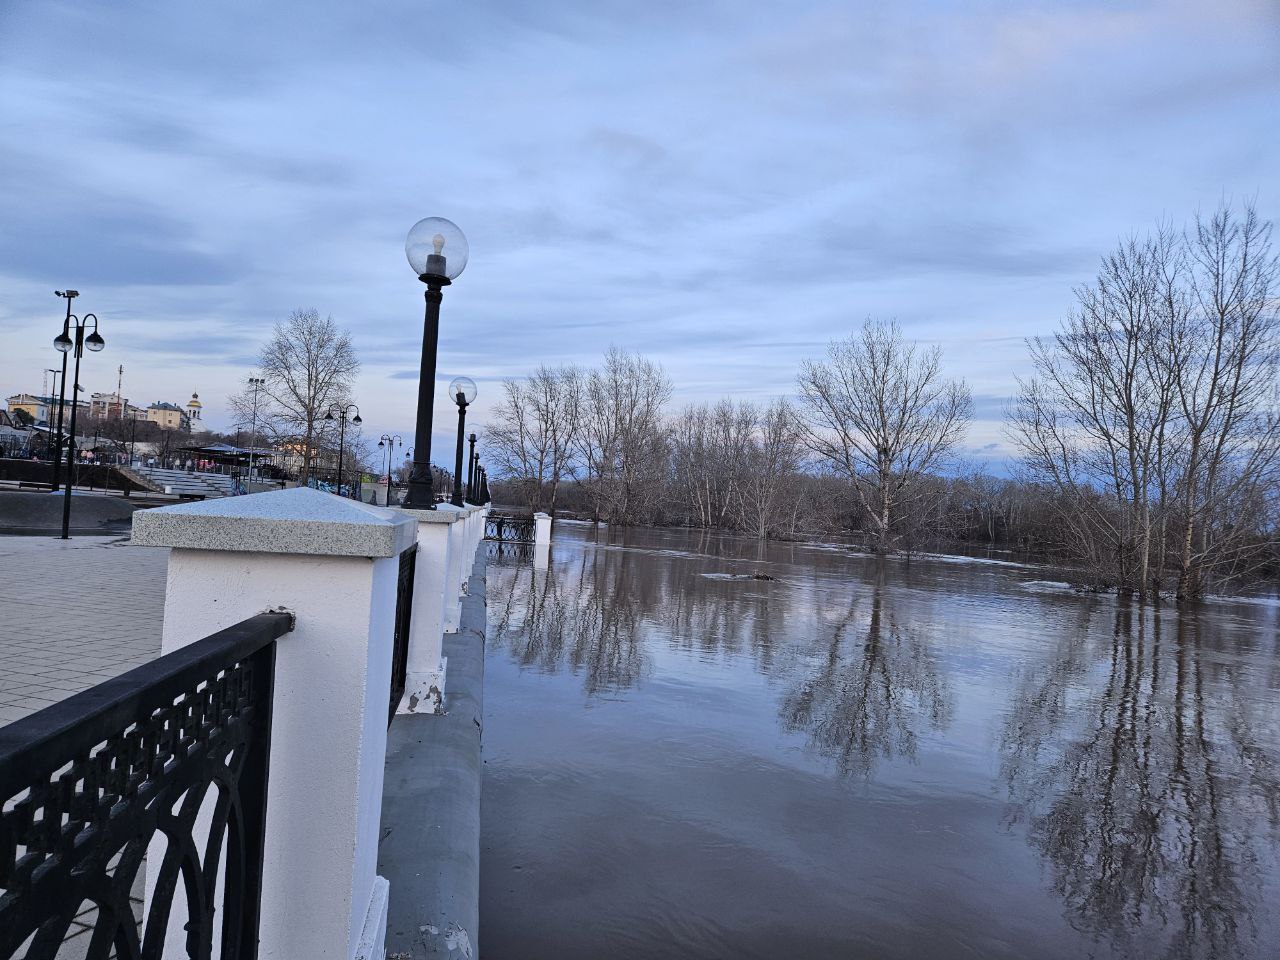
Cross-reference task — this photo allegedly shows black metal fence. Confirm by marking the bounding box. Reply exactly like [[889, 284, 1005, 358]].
[[388, 545, 417, 724], [0, 611, 293, 960], [485, 515, 534, 544]]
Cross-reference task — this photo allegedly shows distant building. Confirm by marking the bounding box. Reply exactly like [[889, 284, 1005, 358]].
[[7, 393, 50, 423], [90, 391, 129, 420], [146, 402, 191, 431], [6, 393, 87, 425], [186, 392, 206, 432]]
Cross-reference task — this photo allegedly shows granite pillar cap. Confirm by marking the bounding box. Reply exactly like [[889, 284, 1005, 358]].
[[394, 506, 466, 524], [131, 487, 418, 558]]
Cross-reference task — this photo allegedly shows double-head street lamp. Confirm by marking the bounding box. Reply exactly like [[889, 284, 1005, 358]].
[[377, 433, 402, 506], [52, 292, 105, 538], [323, 402, 361, 498], [448, 377, 477, 507], [404, 217, 468, 510], [50, 291, 78, 491]]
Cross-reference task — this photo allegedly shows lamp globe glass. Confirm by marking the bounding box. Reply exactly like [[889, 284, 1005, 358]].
[[406, 217, 468, 280], [448, 376, 478, 405]]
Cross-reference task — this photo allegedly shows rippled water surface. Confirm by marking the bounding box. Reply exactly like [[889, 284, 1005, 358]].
[[479, 523, 1280, 960]]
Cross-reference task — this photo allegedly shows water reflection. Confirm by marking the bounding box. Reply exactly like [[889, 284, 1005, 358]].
[[485, 525, 1280, 959], [491, 546, 648, 696], [1001, 602, 1280, 959], [780, 570, 952, 776]]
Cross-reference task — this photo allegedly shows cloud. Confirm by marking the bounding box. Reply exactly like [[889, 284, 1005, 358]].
[[0, 0, 1275, 456]]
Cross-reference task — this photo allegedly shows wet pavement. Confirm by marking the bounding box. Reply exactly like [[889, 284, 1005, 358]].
[[480, 523, 1280, 960]]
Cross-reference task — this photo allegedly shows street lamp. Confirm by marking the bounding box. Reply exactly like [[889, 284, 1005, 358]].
[[53, 305, 105, 539], [323, 402, 361, 497], [246, 376, 265, 488], [404, 217, 468, 510], [50, 291, 78, 491], [448, 377, 476, 507], [42, 367, 61, 464], [466, 432, 477, 504], [377, 433, 402, 506]]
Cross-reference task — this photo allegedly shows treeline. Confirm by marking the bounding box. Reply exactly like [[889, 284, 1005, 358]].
[[486, 201, 1280, 600]]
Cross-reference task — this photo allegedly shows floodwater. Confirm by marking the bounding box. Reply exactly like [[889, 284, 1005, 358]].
[[479, 523, 1280, 960]]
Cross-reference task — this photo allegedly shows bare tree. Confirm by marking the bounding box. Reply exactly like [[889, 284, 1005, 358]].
[[1009, 232, 1181, 598], [577, 348, 672, 524], [1170, 203, 1280, 599], [669, 400, 756, 529], [487, 365, 584, 514], [737, 398, 806, 538], [797, 319, 971, 554], [228, 309, 359, 483], [1009, 202, 1280, 599]]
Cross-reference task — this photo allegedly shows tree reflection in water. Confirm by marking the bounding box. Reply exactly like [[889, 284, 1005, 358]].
[[490, 546, 649, 696], [488, 528, 1280, 957], [780, 569, 952, 777], [1001, 602, 1280, 960]]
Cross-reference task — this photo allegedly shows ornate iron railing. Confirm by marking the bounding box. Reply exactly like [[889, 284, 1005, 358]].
[[0, 611, 293, 960], [388, 545, 417, 723], [485, 515, 534, 544]]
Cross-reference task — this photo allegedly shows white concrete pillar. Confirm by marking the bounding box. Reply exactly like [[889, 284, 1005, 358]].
[[392, 507, 463, 714], [133, 488, 417, 960], [432, 504, 468, 632], [532, 514, 552, 545]]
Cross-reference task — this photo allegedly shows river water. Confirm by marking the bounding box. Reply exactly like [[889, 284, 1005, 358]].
[[479, 523, 1280, 960]]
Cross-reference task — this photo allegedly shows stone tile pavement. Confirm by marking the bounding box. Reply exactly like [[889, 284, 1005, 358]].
[[0, 534, 168, 725]]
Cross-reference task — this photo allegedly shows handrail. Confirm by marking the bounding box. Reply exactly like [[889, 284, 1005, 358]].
[[0, 611, 293, 785], [0, 610, 294, 959]]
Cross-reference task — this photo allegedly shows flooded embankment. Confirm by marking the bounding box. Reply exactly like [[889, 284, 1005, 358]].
[[481, 523, 1280, 960]]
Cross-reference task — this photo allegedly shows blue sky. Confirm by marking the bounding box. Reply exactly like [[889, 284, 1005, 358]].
[[1, 0, 1276, 468]]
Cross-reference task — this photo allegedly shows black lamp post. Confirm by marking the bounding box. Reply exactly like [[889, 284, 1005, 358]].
[[53, 307, 105, 539], [448, 377, 477, 507], [403, 217, 468, 510], [466, 433, 477, 503], [377, 433, 402, 506], [50, 291, 78, 491], [246, 376, 265, 486], [478, 466, 491, 504], [323, 402, 361, 497]]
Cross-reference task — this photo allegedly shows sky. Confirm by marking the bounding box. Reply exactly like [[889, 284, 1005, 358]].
[[1, 0, 1276, 470]]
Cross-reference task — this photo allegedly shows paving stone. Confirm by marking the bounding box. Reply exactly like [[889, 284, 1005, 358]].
[[0, 535, 166, 721]]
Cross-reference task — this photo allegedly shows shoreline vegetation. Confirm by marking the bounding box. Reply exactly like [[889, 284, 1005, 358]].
[[486, 201, 1279, 604]]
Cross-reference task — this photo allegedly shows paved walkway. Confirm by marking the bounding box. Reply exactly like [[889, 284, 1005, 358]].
[[0, 534, 167, 725]]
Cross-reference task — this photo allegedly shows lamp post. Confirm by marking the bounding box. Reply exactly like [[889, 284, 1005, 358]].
[[447, 377, 477, 507], [323, 402, 361, 497], [377, 433, 402, 506], [42, 367, 61, 464], [246, 376, 265, 488], [53, 307, 105, 539], [478, 465, 490, 504], [466, 433, 477, 504], [51, 291, 78, 491], [403, 217, 469, 510]]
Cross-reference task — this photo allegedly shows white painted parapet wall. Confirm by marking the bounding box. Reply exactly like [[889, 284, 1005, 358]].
[[391, 503, 487, 714], [133, 487, 417, 960]]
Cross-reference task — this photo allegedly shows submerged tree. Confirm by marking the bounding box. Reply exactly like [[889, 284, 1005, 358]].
[[1009, 202, 1280, 599], [797, 318, 971, 554], [487, 364, 584, 515], [577, 348, 671, 525]]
